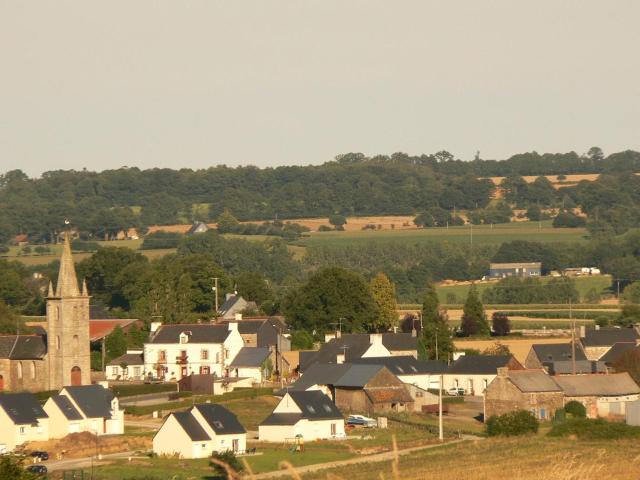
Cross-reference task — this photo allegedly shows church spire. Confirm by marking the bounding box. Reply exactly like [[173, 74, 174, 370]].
[[82, 278, 89, 297], [55, 232, 80, 297], [47, 281, 54, 297]]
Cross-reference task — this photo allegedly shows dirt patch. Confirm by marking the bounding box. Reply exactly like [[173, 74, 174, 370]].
[[25, 432, 151, 459]]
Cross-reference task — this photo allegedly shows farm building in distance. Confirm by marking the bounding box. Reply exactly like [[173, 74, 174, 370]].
[[489, 262, 541, 279]]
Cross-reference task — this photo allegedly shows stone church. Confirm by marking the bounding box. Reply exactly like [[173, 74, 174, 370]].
[[0, 234, 90, 392]]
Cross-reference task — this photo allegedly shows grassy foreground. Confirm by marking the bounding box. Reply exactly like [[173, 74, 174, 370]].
[[301, 436, 640, 480]]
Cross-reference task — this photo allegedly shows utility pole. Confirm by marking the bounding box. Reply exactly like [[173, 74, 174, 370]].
[[212, 277, 219, 313], [435, 326, 439, 361], [438, 373, 444, 441], [570, 296, 576, 376]]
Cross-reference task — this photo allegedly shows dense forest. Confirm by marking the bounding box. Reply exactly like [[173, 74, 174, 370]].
[[2, 147, 640, 242]]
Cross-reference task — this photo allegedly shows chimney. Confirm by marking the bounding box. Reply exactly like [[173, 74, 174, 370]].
[[579, 325, 586, 338], [336, 353, 345, 364], [324, 333, 336, 343], [370, 333, 383, 345], [336, 329, 342, 339], [227, 322, 238, 333], [497, 367, 508, 378], [150, 321, 162, 334], [411, 328, 417, 337], [235, 313, 243, 321], [595, 324, 600, 331]]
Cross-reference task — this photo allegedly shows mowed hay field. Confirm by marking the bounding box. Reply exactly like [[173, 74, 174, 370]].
[[301, 437, 640, 480], [453, 337, 571, 363], [296, 221, 587, 248]]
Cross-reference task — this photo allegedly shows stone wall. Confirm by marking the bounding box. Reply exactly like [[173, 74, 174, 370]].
[[484, 375, 563, 420]]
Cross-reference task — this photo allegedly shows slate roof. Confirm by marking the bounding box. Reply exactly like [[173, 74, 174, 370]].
[[63, 385, 115, 419], [51, 395, 83, 420], [107, 352, 144, 366], [600, 342, 638, 364], [150, 324, 231, 344], [352, 356, 448, 375], [581, 327, 639, 347], [288, 391, 343, 419], [260, 412, 303, 426], [229, 347, 270, 368], [0, 392, 48, 425], [193, 404, 246, 434], [333, 365, 384, 388], [173, 411, 211, 441], [554, 373, 640, 397], [544, 360, 606, 375], [286, 363, 353, 392], [299, 333, 417, 371], [0, 335, 47, 360], [507, 371, 562, 392], [531, 343, 587, 363], [448, 355, 516, 375], [218, 295, 256, 316]]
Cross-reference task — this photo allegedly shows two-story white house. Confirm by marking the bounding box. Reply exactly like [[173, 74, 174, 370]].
[[143, 323, 244, 381]]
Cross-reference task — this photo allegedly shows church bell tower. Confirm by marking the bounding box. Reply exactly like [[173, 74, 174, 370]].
[[46, 233, 91, 390]]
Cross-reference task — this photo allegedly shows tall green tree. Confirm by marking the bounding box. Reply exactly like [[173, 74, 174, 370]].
[[369, 272, 398, 332], [105, 325, 127, 363], [216, 209, 240, 233], [461, 284, 489, 336], [418, 282, 453, 360], [282, 267, 377, 334]]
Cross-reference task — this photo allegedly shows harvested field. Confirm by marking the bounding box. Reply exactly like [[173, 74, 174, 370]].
[[454, 337, 570, 362]]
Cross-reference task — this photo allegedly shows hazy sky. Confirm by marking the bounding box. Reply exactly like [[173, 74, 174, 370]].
[[2, 1, 639, 177]]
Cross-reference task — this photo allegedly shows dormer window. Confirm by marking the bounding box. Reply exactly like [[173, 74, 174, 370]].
[[179, 332, 190, 344]]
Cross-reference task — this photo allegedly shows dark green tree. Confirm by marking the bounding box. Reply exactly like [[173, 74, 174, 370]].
[[282, 267, 377, 334], [216, 209, 240, 233], [369, 272, 398, 332], [418, 282, 453, 360], [461, 284, 489, 336], [105, 325, 127, 363]]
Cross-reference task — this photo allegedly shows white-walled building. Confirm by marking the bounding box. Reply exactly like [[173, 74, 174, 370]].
[[228, 347, 270, 384], [0, 392, 50, 452], [144, 323, 244, 381], [44, 384, 124, 438], [351, 356, 448, 391], [442, 355, 523, 396], [259, 391, 345, 442], [153, 404, 246, 459], [106, 350, 144, 381]]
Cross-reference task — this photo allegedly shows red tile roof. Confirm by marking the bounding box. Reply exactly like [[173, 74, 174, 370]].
[[90, 319, 138, 342]]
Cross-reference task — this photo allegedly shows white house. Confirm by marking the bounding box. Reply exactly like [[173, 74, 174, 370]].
[[259, 391, 345, 442], [442, 355, 523, 396], [228, 347, 270, 384], [351, 356, 448, 391], [153, 403, 246, 459], [44, 384, 124, 438], [106, 350, 144, 381], [0, 392, 50, 452], [144, 323, 244, 381]]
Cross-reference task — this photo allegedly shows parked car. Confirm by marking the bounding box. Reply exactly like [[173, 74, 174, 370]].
[[26, 464, 48, 475], [447, 387, 465, 396], [30, 451, 49, 461], [346, 414, 377, 427]]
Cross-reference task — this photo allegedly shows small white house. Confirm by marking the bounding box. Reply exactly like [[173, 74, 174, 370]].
[[0, 392, 50, 452], [144, 322, 244, 381], [44, 384, 124, 438], [259, 391, 345, 442], [106, 350, 145, 381], [229, 347, 270, 384], [154, 404, 246, 459]]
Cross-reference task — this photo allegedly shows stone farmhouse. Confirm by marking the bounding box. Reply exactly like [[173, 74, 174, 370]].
[[578, 326, 639, 361], [0, 234, 90, 392], [485, 368, 640, 420]]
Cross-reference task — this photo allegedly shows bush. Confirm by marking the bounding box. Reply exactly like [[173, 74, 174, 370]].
[[486, 410, 538, 437], [318, 225, 333, 232], [563, 400, 586, 418], [553, 211, 586, 228], [492, 312, 511, 336], [548, 418, 640, 440], [141, 231, 182, 250], [210, 451, 243, 479]]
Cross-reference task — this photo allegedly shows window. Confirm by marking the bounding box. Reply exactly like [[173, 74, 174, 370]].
[[216, 352, 220, 363], [73, 335, 79, 349], [331, 423, 337, 436], [307, 405, 316, 414], [20, 426, 25, 435], [213, 421, 224, 429], [323, 404, 332, 412], [17, 362, 23, 379], [224, 349, 229, 359], [201, 350, 209, 360], [180, 334, 188, 344], [483, 379, 488, 391], [111, 367, 119, 376], [56, 335, 60, 350], [158, 350, 166, 362], [31, 361, 36, 380], [133, 367, 141, 376]]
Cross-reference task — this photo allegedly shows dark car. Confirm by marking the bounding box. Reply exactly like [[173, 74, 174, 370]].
[[30, 451, 49, 461], [26, 464, 48, 475]]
